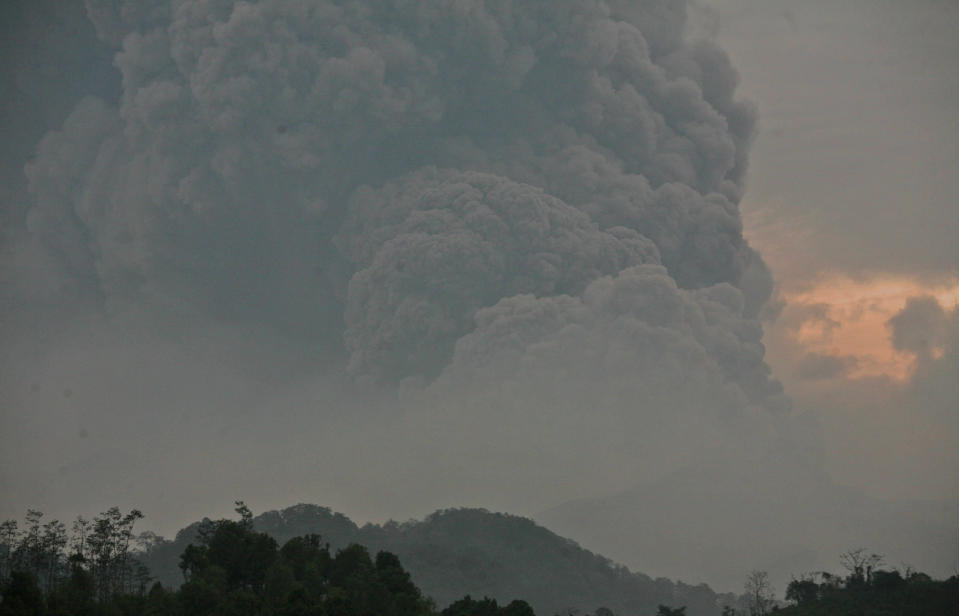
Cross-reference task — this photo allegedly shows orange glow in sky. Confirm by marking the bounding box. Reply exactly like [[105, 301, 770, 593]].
[[781, 275, 959, 381]]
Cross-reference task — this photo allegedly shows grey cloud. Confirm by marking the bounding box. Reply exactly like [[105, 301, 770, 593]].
[[21, 0, 768, 381], [336, 168, 658, 379], [6, 0, 796, 531], [13, 1, 958, 589], [710, 0, 959, 280], [887, 295, 951, 359], [795, 352, 857, 381], [889, 295, 959, 440], [443, 264, 787, 415], [906, 304, 959, 428], [780, 302, 840, 337], [381, 265, 798, 527], [4, 0, 958, 592], [84, 0, 170, 47]]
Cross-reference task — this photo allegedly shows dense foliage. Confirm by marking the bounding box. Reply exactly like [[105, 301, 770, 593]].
[[0, 506, 150, 615], [5, 507, 955, 616], [172, 503, 438, 616], [440, 595, 535, 616], [139, 505, 731, 616], [715, 549, 959, 616], [774, 559, 959, 615], [0, 505, 533, 616]]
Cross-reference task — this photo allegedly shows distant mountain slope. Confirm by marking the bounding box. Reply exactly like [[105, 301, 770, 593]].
[[537, 457, 959, 593], [139, 504, 734, 616]]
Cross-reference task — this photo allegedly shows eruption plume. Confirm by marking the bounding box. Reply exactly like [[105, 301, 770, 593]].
[[26, 0, 773, 390]]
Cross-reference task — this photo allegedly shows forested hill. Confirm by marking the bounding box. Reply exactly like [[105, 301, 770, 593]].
[[139, 505, 734, 616]]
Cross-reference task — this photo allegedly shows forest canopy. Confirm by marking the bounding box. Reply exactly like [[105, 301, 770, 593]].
[[3, 505, 958, 615], [0, 504, 536, 616]]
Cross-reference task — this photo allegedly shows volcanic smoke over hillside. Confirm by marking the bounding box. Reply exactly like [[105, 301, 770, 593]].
[[5, 0, 955, 593]]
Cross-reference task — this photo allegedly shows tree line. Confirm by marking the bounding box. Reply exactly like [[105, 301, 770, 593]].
[[0, 506, 151, 609], [3, 506, 956, 616], [0, 503, 536, 616], [773, 548, 959, 616], [716, 549, 959, 616]]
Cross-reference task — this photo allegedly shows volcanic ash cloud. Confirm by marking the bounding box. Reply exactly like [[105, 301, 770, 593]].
[[23, 0, 776, 404]]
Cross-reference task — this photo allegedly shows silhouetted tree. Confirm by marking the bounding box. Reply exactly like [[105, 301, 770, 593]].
[[441, 595, 501, 616], [179, 505, 278, 593], [0, 571, 44, 616], [38, 521, 66, 593], [501, 599, 535, 616], [743, 571, 774, 616], [871, 569, 905, 591], [0, 521, 18, 584], [785, 577, 819, 606], [172, 505, 439, 616], [67, 518, 89, 565], [85, 507, 144, 598], [46, 561, 95, 616], [839, 548, 884, 586]]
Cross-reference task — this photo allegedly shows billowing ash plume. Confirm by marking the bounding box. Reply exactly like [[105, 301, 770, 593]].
[[446, 265, 788, 414], [337, 169, 658, 379], [24, 0, 775, 398]]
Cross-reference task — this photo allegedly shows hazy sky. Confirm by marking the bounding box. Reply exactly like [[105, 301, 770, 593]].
[[715, 0, 959, 279], [707, 0, 959, 502], [1, 0, 957, 593]]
